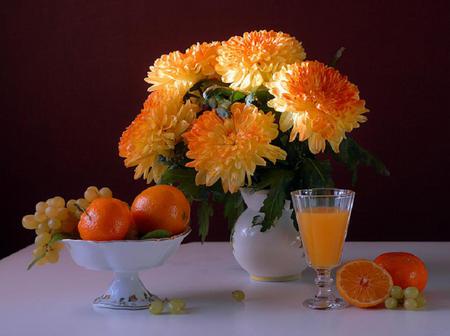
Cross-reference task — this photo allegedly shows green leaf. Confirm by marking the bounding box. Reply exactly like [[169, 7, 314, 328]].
[[329, 47, 345, 68], [302, 158, 334, 188], [203, 85, 233, 100], [255, 169, 295, 231], [254, 87, 274, 105], [230, 91, 246, 103], [160, 167, 203, 201], [332, 137, 390, 185], [188, 79, 227, 94], [198, 201, 214, 242], [49, 232, 72, 245], [141, 229, 171, 240], [223, 192, 245, 229]]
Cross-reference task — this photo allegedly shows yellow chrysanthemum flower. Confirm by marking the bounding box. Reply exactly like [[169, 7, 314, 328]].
[[215, 30, 306, 92], [119, 89, 201, 183], [267, 61, 368, 154], [144, 42, 220, 94], [183, 103, 286, 193]]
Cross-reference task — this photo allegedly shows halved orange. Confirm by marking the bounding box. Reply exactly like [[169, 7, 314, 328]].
[[336, 259, 393, 308]]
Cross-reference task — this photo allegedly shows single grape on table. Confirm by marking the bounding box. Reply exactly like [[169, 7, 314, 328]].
[[232, 290, 245, 302], [149, 299, 164, 315], [168, 299, 186, 314]]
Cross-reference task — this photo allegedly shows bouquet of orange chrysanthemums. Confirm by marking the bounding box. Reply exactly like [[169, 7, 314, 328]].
[[119, 30, 388, 239]]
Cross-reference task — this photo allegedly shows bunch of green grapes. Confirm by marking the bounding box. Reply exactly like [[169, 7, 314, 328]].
[[66, 186, 113, 220], [385, 286, 426, 310], [22, 186, 113, 268]]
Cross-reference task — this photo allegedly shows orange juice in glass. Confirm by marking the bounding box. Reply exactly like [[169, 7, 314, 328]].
[[291, 189, 354, 310]]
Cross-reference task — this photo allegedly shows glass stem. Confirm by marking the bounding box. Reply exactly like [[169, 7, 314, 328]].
[[314, 268, 335, 303]]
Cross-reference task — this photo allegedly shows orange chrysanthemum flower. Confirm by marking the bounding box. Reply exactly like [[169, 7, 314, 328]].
[[183, 103, 286, 193], [145, 42, 220, 94], [267, 61, 368, 154], [215, 30, 306, 92], [119, 89, 200, 183]]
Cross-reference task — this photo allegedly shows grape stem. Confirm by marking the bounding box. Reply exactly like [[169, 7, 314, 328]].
[[75, 204, 92, 220], [27, 252, 46, 271]]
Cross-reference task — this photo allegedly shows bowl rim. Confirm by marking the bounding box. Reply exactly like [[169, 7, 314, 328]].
[[62, 227, 191, 244]]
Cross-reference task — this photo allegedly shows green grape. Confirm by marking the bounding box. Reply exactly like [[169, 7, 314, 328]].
[[45, 206, 59, 219], [48, 219, 61, 230], [22, 215, 38, 229], [86, 186, 99, 193], [66, 199, 77, 213], [404, 287, 419, 299], [168, 299, 186, 314], [76, 198, 90, 210], [99, 187, 113, 198], [35, 201, 47, 213], [49, 196, 65, 208], [33, 245, 46, 257], [74, 209, 83, 219], [35, 232, 51, 246], [84, 188, 99, 202], [46, 250, 59, 263], [36, 222, 50, 234], [149, 299, 164, 315], [384, 297, 398, 309], [232, 290, 246, 302], [416, 294, 426, 308], [404, 298, 418, 310], [390, 286, 404, 300], [51, 241, 64, 251], [56, 208, 69, 221], [34, 211, 47, 223], [36, 256, 48, 266]]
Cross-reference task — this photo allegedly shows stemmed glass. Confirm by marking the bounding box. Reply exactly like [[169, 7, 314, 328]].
[[291, 188, 355, 310]]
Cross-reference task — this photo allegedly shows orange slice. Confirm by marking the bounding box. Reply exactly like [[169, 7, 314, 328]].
[[336, 259, 393, 308]]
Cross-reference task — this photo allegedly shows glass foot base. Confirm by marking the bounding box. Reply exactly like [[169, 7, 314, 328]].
[[303, 297, 347, 310]]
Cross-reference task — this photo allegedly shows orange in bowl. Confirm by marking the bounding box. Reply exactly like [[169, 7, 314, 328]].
[[374, 252, 428, 291], [131, 185, 190, 235], [78, 198, 133, 241], [336, 259, 393, 308]]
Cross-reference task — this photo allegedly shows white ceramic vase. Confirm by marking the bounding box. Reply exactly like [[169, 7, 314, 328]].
[[232, 188, 307, 281]]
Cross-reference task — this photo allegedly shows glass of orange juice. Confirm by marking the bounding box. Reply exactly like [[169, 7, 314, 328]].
[[291, 188, 355, 310]]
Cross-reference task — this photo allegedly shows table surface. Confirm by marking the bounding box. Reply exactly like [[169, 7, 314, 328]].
[[1, 242, 449, 336]]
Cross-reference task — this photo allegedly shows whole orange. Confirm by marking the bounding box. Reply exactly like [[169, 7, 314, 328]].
[[374, 252, 428, 291], [131, 185, 190, 235], [78, 198, 133, 241]]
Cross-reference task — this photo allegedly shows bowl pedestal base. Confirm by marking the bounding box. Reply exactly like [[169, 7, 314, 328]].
[[93, 272, 157, 310]]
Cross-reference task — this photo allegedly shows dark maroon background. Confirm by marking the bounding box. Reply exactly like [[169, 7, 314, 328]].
[[1, 0, 449, 259]]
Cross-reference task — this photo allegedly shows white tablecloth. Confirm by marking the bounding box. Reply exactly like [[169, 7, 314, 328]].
[[1, 242, 449, 336]]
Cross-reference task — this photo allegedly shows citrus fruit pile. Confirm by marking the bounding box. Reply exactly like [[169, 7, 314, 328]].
[[336, 252, 428, 310], [22, 184, 191, 268]]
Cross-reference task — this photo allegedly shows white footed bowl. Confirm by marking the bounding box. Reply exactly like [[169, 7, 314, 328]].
[[63, 229, 190, 310]]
